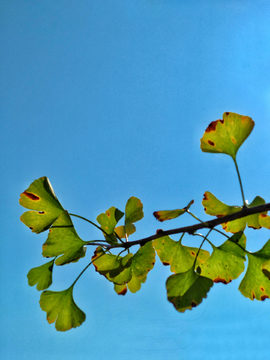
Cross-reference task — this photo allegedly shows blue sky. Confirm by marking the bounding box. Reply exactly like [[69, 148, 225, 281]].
[[1, 1, 270, 359]]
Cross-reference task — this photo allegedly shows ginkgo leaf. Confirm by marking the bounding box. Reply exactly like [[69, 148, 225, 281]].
[[153, 236, 210, 273], [40, 286, 86, 331], [42, 211, 88, 265], [19, 177, 65, 233], [166, 267, 213, 312], [202, 191, 266, 233], [153, 200, 194, 222], [153, 209, 186, 222], [239, 239, 270, 301], [200, 112, 254, 160], [199, 233, 246, 284], [97, 206, 124, 244], [27, 260, 54, 291], [120, 196, 144, 240], [92, 242, 155, 294], [125, 197, 144, 225]]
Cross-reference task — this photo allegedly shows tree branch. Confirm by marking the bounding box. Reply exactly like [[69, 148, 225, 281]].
[[106, 202, 270, 250]]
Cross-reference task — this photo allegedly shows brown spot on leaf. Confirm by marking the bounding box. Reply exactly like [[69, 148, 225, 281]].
[[38, 211, 45, 214], [162, 262, 170, 266], [225, 112, 230, 115], [205, 119, 224, 133], [260, 287, 265, 292], [203, 193, 208, 201], [213, 277, 231, 284], [231, 138, 236, 144], [208, 140, 215, 146], [23, 191, 40, 201], [191, 301, 198, 308], [260, 214, 267, 218], [106, 211, 110, 217], [191, 251, 196, 256], [252, 292, 255, 300], [154, 213, 165, 222], [261, 295, 269, 301], [29, 227, 33, 230], [117, 287, 127, 296]]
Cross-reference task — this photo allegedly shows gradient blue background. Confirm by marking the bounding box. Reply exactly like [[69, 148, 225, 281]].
[[1, 1, 270, 359]]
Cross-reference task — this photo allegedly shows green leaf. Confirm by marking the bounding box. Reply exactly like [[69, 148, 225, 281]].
[[153, 200, 194, 222], [202, 192, 265, 233], [125, 197, 144, 225], [199, 233, 246, 284], [200, 112, 254, 160], [92, 242, 155, 294], [153, 209, 186, 222], [259, 214, 270, 229], [121, 196, 144, 240], [42, 211, 88, 265], [153, 236, 210, 273], [19, 177, 65, 233], [40, 286, 86, 331], [166, 267, 213, 312], [27, 260, 54, 291], [239, 239, 270, 301], [96, 206, 124, 244]]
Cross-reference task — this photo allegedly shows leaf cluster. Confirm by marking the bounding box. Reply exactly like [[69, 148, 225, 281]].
[[20, 112, 270, 331]]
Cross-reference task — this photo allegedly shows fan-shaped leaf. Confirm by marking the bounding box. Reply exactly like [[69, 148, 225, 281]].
[[125, 197, 144, 225], [200, 112, 254, 160], [166, 267, 213, 312], [27, 260, 54, 291], [97, 206, 124, 244], [200, 233, 246, 284], [239, 239, 270, 300], [202, 192, 265, 233], [19, 177, 64, 233], [40, 286, 86, 331], [42, 211, 88, 265], [154, 236, 210, 273]]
